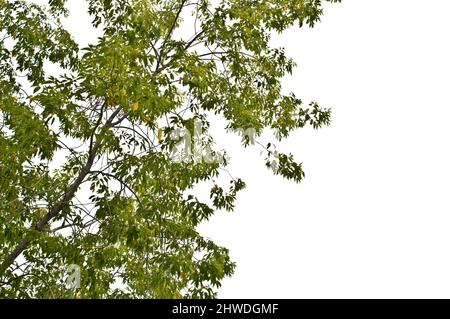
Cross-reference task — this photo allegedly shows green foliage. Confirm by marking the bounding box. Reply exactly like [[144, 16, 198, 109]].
[[0, 0, 339, 298]]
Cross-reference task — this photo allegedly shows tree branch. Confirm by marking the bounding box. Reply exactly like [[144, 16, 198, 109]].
[[0, 106, 124, 278]]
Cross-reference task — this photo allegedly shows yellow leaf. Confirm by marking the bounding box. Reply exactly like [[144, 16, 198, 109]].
[[120, 88, 127, 96], [133, 100, 139, 111], [158, 128, 163, 142], [173, 291, 182, 299]]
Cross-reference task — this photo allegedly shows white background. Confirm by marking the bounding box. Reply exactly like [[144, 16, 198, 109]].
[[198, 0, 450, 298], [62, 0, 450, 298]]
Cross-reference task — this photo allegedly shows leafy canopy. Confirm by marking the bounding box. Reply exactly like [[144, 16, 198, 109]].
[[0, 0, 339, 298]]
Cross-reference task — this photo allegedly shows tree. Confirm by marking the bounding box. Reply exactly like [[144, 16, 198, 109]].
[[0, 0, 339, 298]]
